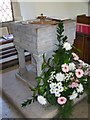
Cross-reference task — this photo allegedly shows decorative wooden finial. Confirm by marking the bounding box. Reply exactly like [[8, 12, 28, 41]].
[[37, 13, 46, 21]]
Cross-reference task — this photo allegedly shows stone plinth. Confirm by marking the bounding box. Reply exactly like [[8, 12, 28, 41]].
[[11, 20, 76, 85], [1, 68, 87, 118]]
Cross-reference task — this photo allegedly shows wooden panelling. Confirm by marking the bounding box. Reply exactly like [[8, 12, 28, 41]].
[[73, 32, 90, 64], [73, 14, 90, 64]]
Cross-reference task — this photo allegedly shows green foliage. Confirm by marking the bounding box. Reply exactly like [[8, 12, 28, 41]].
[[52, 22, 72, 72], [22, 99, 32, 107], [57, 22, 67, 45], [22, 21, 90, 119], [59, 100, 73, 118], [54, 100, 73, 119]]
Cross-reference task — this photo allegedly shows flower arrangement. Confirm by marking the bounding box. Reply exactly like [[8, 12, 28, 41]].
[[22, 22, 90, 118]]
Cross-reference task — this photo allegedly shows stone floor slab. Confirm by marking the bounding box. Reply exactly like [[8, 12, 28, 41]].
[[0, 66, 88, 118], [1, 68, 58, 118]]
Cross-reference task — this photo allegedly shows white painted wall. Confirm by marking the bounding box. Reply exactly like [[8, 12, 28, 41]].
[[19, 2, 37, 20], [19, 2, 88, 20]]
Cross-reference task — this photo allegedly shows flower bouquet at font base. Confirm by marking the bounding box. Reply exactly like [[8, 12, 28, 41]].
[[22, 22, 90, 119]]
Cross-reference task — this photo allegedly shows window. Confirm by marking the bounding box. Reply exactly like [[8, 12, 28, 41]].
[[0, 0, 13, 22]]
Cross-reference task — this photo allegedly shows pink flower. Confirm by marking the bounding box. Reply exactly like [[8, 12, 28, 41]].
[[84, 68, 90, 76], [62, 63, 69, 73], [79, 64, 83, 69], [69, 82, 79, 88], [57, 97, 67, 105], [75, 79, 79, 83], [75, 69, 84, 78], [72, 53, 79, 60], [70, 77, 74, 81]]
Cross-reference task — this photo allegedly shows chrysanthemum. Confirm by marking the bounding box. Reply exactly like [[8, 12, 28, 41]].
[[69, 91, 78, 100], [55, 72, 65, 81], [69, 63, 76, 71], [77, 83, 84, 93], [37, 95, 47, 105]]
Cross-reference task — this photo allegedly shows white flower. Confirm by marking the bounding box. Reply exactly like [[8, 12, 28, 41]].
[[54, 88, 61, 97], [84, 78, 88, 82], [56, 82, 62, 87], [47, 79, 52, 83], [55, 72, 65, 81], [69, 91, 78, 100], [51, 71, 55, 75], [77, 83, 84, 93], [49, 71, 55, 80], [78, 59, 84, 64], [69, 63, 76, 71], [58, 86, 64, 92], [37, 95, 47, 105], [48, 71, 56, 83], [72, 52, 79, 60], [49, 82, 56, 89], [50, 88, 55, 94], [79, 60, 89, 67], [55, 93, 61, 97], [84, 63, 89, 67], [63, 42, 72, 51]]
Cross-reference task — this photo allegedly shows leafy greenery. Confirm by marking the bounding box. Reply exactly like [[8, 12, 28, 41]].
[[22, 22, 90, 118]]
